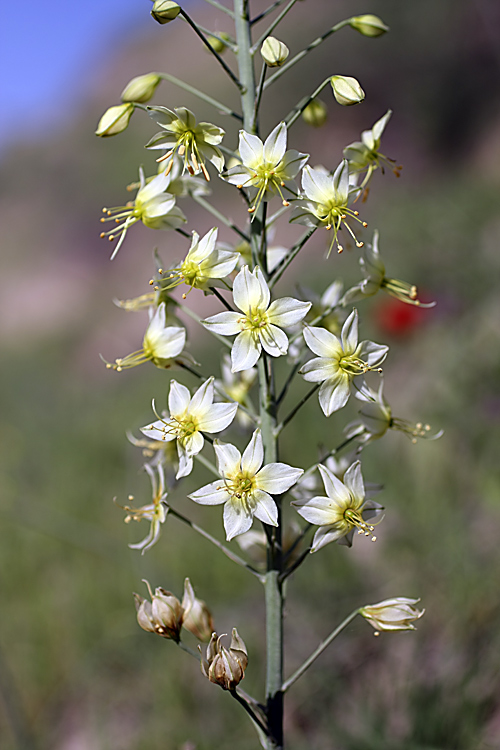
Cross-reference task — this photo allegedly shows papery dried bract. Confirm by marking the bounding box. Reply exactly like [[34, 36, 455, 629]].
[[200, 629, 248, 690], [134, 578, 194, 642]]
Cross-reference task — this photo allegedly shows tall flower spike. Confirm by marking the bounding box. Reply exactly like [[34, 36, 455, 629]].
[[222, 122, 308, 215], [292, 161, 367, 255], [141, 378, 238, 478], [291, 460, 383, 551], [342, 230, 436, 307], [164, 227, 239, 296], [146, 106, 225, 181], [343, 110, 401, 189], [344, 380, 443, 445], [189, 429, 303, 541], [300, 309, 388, 416], [104, 302, 186, 371], [118, 463, 168, 554], [100, 168, 186, 259], [202, 266, 311, 372]]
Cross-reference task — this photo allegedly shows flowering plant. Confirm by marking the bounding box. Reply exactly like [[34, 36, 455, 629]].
[[95, 2, 439, 747]]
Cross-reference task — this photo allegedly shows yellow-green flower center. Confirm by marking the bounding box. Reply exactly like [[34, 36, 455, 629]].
[[344, 507, 377, 541]]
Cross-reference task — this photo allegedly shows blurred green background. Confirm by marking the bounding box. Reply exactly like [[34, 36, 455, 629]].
[[2, 0, 500, 748]]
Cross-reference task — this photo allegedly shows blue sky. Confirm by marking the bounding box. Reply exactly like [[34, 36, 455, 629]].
[[0, 1, 165, 147]]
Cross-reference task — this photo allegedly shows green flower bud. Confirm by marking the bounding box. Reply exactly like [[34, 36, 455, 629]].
[[261, 36, 289, 67], [121, 73, 161, 104], [95, 103, 134, 137], [302, 98, 328, 128], [205, 32, 230, 55], [151, 0, 181, 24], [330, 75, 365, 106], [350, 15, 389, 38]]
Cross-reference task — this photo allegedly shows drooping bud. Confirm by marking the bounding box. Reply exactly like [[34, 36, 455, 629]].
[[181, 578, 214, 642], [200, 628, 248, 690], [151, 0, 181, 24], [261, 36, 289, 67], [330, 75, 365, 106], [121, 73, 161, 104], [350, 15, 389, 38], [134, 578, 194, 642], [205, 32, 231, 55], [95, 103, 134, 137], [302, 98, 328, 128], [360, 597, 425, 633]]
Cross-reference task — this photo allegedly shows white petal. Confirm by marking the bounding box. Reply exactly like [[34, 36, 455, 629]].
[[359, 340, 389, 367], [148, 326, 186, 359], [300, 357, 336, 383], [223, 500, 254, 541], [140, 418, 175, 441], [137, 171, 170, 202], [260, 324, 288, 357], [252, 490, 278, 526], [318, 464, 351, 504], [176, 445, 193, 478], [184, 431, 204, 456], [190, 378, 214, 417], [239, 130, 264, 168], [319, 375, 351, 415], [223, 165, 255, 186], [341, 309, 359, 354], [332, 159, 349, 203], [342, 461, 364, 502], [214, 441, 241, 477], [198, 402, 238, 433], [202, 311, 242, 336], [267, 297, 311, 327], [263, 122, 287, 165], [292, 496, 337, 525], [301, 165, 333, 203], [256, 463, 303, 494], [145, 302, 166, 339], [278, 149, 309, 180], [169, 380, 190, 417], [303, 326, 342, 358], [233, 266, 270, 315], [311, 524, 347, 552], [241, 429, 263, 476], [189, 480, 228, 505], [231, 330, 261, 372]]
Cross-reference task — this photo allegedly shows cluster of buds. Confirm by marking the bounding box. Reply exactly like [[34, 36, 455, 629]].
[[200, 629, 248, 690], [134, 578, 214, 642]]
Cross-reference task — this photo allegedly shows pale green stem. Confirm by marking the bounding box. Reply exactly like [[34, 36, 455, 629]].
[[263, 19, 352, 89], [192, 193, 250, 242], [176, 301, 232, 349], [157, 73, 242, 120], [180, 9, 244, 91], [234, 0, 257, 129], [178, 641, 200, 659], [281, 609, 360, 692], [167, 504, 264, 579], [252, 0, 300, 51], [202, 0, 235, 17], [285, 77, 331, 128], [252, 63, 267, 130], [251, 0, 288, 25], [269, 228, 316, 288]]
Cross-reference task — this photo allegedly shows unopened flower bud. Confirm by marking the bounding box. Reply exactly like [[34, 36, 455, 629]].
[[205, 32, 230, 55], [350, 15, 389, 38], [330, 75, 365, 106], [261, 36, 289, 67], [121, 73, 161, 104], [200, 628, 248, 690], [95, 103, 134, 137], [302, 98, 328, 128], [182, 579, 214, 642], [360, 597, 425, 632], [151, 0, 181, 24]]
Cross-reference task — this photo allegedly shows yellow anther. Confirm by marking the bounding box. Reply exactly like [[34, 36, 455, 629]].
[[149, 279, 154, 285]]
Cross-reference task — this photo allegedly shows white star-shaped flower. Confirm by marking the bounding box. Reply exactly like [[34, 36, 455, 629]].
[[300, 309, 388, 416], [121, 463, 168, 554], [223, 122, 308, 214], [202, 266, 311, 372], [165, 227, 239, 293], [141, 378, 238, 478], [189, 429, 303, 541], [291, 460, 383, 551]]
